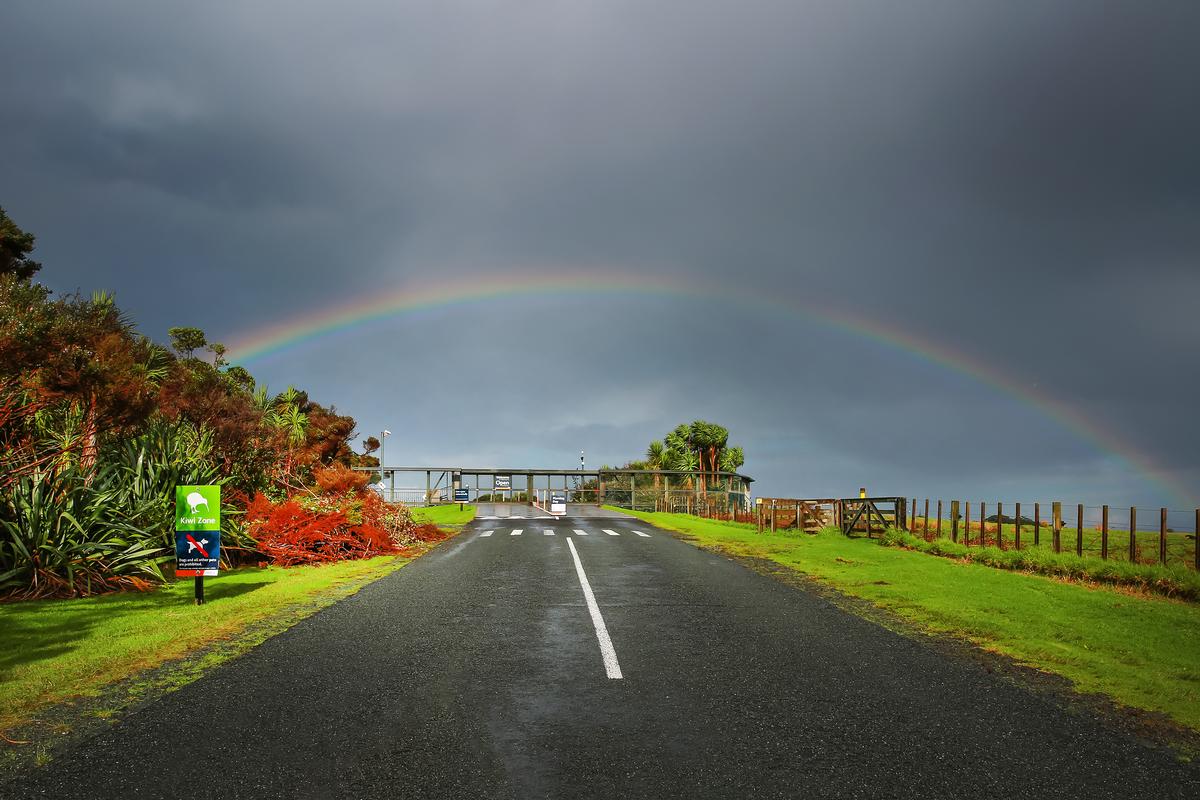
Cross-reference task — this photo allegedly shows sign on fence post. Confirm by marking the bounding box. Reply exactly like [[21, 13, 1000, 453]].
[[176, 485, 221, 605]]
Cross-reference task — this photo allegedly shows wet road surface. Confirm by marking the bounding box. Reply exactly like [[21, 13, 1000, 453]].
[[6, 508, 1198, 798]]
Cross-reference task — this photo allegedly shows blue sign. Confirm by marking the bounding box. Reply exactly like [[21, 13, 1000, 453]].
[[176, 529, 220, 577], [454, 488, 470, 503]]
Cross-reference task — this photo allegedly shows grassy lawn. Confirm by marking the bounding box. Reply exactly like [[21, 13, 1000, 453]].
[[410, 504, 476, 527], [0, 555, 410, 738], [619, 508, 1200, 732]]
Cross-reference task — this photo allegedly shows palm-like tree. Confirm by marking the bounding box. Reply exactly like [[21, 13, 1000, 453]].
[[641, 421, 744, 512], [719, 446, 744, 500], [646, 440, 665, 506], [267, 387, 308, 489]]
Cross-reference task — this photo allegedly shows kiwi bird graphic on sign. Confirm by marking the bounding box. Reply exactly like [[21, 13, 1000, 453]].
[[186, 492, 209, 515]]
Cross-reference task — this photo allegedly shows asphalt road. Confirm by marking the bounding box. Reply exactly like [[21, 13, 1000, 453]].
[[6, 507, 1198, 799]]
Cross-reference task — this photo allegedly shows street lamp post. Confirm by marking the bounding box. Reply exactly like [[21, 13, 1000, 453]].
[[380, 429, 391, 501]]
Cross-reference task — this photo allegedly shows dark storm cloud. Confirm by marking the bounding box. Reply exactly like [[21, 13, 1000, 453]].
[[2, 1, 1197, 504]]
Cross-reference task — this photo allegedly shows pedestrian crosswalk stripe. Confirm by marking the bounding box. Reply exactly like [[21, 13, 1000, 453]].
[[483, 527, 657, 540]]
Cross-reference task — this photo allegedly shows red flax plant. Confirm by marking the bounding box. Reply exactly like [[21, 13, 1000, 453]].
[[243, 493, 400, 566]]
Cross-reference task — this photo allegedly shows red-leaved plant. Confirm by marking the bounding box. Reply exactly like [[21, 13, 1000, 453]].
[[243, 493, 399, 566]]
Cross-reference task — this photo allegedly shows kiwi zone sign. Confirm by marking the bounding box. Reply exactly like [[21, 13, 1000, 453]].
[[176, 485, 221, 577]]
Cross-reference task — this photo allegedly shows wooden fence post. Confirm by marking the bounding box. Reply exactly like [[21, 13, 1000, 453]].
[[1034, 502, 1041, 547], [1077, 504, 1084, 557], [757, 503, 763, 534], [950, 501, 959, 542], [1195, 509, 1199, 571], [911, 497, 917, 532], [980, 502, 987, 547], [770, 499, 777, 533], [1052, 502, 1062, 553], [997, 502, 1004, 550], [1014, 502, 1021, 550], [798, 503, 806, 534], [964, 501, 972, 546], [1101, 505, 1109, 560], [923, 499, 930, 539], [1160, 507, 1168, 565], [1128, 507, 1137, 562]]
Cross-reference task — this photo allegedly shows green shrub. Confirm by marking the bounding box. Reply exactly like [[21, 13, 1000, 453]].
[[0, 421, 261, 598], [878, 527, 1200, 601], [0, 468, 167, 598]]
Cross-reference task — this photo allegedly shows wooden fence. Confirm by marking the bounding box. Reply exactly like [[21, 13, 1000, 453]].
[[902, 498, 1200, 570], [746, 495, 1199, 571], [753, 497, 907, 536]]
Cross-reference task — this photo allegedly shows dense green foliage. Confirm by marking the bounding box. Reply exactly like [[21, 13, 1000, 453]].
[[0, 209, 376, 598], [638, 420, 743, 483], [579, 420, 746, 506], [0, 207, 40, 280]]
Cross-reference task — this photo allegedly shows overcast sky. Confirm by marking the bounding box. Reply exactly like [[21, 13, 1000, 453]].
[[4, 1, 1198, 508]]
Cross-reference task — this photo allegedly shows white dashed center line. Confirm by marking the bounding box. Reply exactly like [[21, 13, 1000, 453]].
[[632, 530, 650, 537], [573, 529, 588, 536], [480, 530, 493, 537], [544, 529, 555, 535], [511, 529, 523, 536], [602, 529, 620, 536]]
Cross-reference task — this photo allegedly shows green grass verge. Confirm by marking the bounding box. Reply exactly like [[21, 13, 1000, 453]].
[[878, 529, 1200, 600], [410, 504, 476, 527], [617, 508, 1200, 732], [909, 516, 1197, 568], [0, 555, 410, 736]]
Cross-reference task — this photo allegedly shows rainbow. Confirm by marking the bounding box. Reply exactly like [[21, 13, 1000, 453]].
[[223, 271, 1194, 507]]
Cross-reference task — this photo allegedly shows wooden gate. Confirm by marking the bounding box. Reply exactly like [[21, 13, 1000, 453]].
[[839, 497, 907, 537]]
